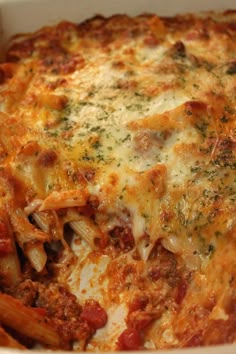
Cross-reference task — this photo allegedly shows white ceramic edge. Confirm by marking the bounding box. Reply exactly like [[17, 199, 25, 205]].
[[0, 344, 236, 354], [0, 0, 236, 44], [0, 0, 236, 353]]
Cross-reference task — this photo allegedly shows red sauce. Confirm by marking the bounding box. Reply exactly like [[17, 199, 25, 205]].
[[117, 328, 143, 350], [80, 300, 107, 329]]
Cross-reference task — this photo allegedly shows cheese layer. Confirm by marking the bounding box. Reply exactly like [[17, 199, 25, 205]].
[[0, 11, 236, 350]]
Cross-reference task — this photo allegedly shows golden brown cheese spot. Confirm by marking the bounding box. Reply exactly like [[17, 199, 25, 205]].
[[0, 10, 236, 352], [40, 53, 85, 75], [144, 164, 167, 198], [37, 93, 68, 111], [147, 15, 166, 39], [143, 34, 160, 47], [18, 141, 40, 157], [37, 149, 58, 168], [0, 63, 17, 85]]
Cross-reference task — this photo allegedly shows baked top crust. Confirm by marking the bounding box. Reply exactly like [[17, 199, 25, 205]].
[[0, 10, 235, 350]]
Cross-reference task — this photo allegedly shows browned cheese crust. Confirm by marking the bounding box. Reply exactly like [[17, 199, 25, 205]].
[[0, 10, 235, 351]]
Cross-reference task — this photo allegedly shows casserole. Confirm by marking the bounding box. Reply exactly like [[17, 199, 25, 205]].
[[0, 0, 235, 353]]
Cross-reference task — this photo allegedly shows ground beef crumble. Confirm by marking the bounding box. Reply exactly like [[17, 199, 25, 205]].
[[6, 279, 106, 349]]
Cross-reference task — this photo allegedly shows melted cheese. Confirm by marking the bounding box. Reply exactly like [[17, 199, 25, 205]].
[[0, 11, 236, 351]]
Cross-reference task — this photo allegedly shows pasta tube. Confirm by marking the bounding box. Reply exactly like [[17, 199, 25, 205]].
[[0, 293, 61, 348]]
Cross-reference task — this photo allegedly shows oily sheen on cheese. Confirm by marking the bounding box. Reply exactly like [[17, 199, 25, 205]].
[[0, 10, 235, 351]]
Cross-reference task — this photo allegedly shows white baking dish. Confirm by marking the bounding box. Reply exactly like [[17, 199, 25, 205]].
[[0, 0, 236, 45], [0, 0, 235, 353]]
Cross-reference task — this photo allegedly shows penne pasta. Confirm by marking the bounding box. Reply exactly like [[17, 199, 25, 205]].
[[128, 100, 208, 132], [0, 8, 235, 353], [24, 199, 43, 216], [128, 111, 182, 132], [0, 325, 25, 349], [39, 189, 89, 211], [136, 237, 154, 262], [24, 241, 47, 273], [9, 208, 50, 272], [0, 209, 21, 286], [0, 113, 21, 154], [31, 210, 64, 241], [61, 208, 104, 249], [0, 253, 22, 287], [69, 218, 99, 250], [0, 293, 61, 348], [10, 208, 50, 245], [31, 211, 50, 233]]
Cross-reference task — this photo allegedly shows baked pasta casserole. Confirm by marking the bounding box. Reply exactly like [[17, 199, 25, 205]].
[[0, 10, 235, 351]]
